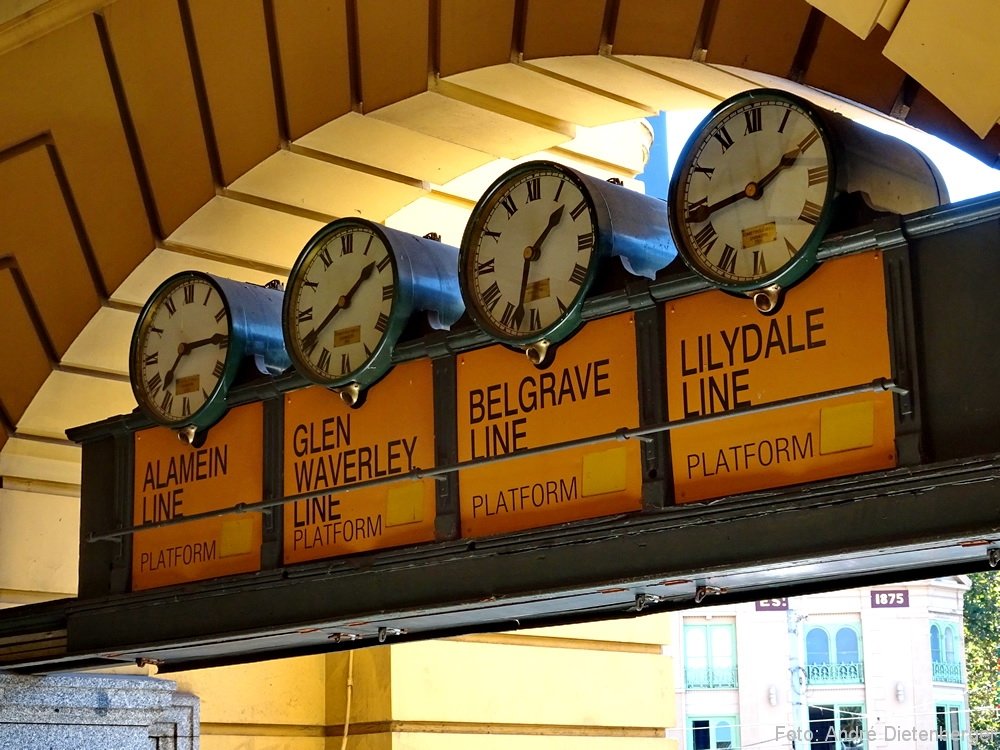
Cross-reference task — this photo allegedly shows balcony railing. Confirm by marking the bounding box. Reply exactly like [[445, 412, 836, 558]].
[[685, 667, 738, 689], [932, 661, 963, 683], [805, 662, 865, 685]]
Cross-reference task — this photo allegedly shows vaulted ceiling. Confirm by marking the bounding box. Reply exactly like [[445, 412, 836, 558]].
[[0, 0, 998, 603]]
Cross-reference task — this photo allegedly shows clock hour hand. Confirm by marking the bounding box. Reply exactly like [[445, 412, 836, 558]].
[[527, 204, 565, 261], [685, 188, 750, 223], [162, 332, 228, 389], [514, 205, 565, 329], [302, 261, 376, 352]]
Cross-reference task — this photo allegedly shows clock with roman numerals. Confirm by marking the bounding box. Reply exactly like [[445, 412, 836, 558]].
[[283, 219, 401, 396], [668, 88, 837, 309], [130, 271, 242, 431], [459, 161, 610, 362]]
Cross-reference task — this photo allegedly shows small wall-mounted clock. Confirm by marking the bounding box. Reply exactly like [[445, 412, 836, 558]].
[[460, 160, 675, 363], [129, 271, 289, 436], [283, 218, 463, 404], [669, 87, 948, 313]]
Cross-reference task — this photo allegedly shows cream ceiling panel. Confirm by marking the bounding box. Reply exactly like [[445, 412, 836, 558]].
[[60, 307, 136, 376], [806, 0, 888, 39], [370, 91, 569, 159], [229, 151, 426, 224], [295, 112, 494, 186], [18, 371, 135, 440], [385, 196, 474, 251], [0, 438, 80, 487], [554, 121, 652, 177], [883, 0, 1000, 137], [167, 195, 325, 271], [443, 63, 652, 128], [111, 248, 286, 308], [528, 56, 719, 113], [615, 56, 754, 101]]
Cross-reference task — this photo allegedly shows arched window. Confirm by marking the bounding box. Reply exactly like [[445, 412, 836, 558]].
[[805, 626, 863, 685], [836, 627, 860, 663], [930, 624, 942, 662], [807, 628, 830, 664], [943, 626, 956, 663]]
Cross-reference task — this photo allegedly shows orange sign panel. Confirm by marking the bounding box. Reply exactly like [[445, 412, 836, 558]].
[[283, 359, 437, 564], [457, 313, 643, 537], [666, 250, 896, 503], [132, 402, 263, 590]]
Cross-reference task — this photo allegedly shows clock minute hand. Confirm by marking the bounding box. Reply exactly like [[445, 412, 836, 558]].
[[753, 146, 802, 195]]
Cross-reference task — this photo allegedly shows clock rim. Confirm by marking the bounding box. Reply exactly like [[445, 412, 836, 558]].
[[458, 159, 608, 346], [129, 271, 239, 430], [282, 218, 405, 389], [667, 87, 838, 294]]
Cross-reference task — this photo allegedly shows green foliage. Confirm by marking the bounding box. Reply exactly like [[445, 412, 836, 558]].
[[965, 572, 1000, 746]]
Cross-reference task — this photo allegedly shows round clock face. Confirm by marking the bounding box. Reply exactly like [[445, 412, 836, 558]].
[[461, 163, 599, 342], [284, 222, 397, 385], [131, 274, 232, 426], [670, 92, 835, 291]]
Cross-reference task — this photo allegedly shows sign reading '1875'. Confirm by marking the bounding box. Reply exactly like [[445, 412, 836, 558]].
[[457, 313, 643, 537], [132, 402, 263, 590], [283, 359, 437, 564], [666, 251, 897, 502]]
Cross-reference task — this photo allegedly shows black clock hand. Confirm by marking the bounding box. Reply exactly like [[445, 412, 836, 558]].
[[526, 204, 565, 261], [302, 261, 376, 352], [687, 146, 806, 223], [753, 146, 802, 195], [162, 333, 228, 389], [685, 187, 752, 224], [513, 205, 565, 329]]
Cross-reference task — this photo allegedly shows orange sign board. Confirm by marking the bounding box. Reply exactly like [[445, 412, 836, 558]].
[[457, 313, 643, 537], [666, 251, 896, 502], [283, 359, 437, 563], [132, 402, 263, 590]]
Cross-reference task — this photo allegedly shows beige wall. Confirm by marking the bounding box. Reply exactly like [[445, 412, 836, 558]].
[[165, 615, 676, 749]]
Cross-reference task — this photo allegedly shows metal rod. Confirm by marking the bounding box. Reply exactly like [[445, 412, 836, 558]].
[[88, 378, 903, 542]]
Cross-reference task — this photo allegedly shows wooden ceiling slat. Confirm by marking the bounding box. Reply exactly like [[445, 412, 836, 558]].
[[0, 147, 100, 358], [187, 0, 280, 185], [0, 16, 153, 293], [102, 0, 215, 237], [438, 0, 515, 77], [0, 270, 51, 425], [271, 0, 352, 140], [704, 0, 811, 76], [522, 0, 606, 60], [612, 0, 703, 58], [804, 22, 905, 115], [356, 0, 430, 113]]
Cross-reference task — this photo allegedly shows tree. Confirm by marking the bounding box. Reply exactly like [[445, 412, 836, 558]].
[[964, 572, 1000, 748]]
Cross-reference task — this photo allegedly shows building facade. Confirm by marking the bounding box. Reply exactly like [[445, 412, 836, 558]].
[[672, 578, 970, 750]]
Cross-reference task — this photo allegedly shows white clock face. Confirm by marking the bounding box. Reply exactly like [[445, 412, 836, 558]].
[[133, 275, 231, 424], [674, 96, 832, 285], [464, 166, 598, 340], [286, 225, 396, 383]]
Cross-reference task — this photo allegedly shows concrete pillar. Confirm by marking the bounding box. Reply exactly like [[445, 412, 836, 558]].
[[0, 672, 198, 749]]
